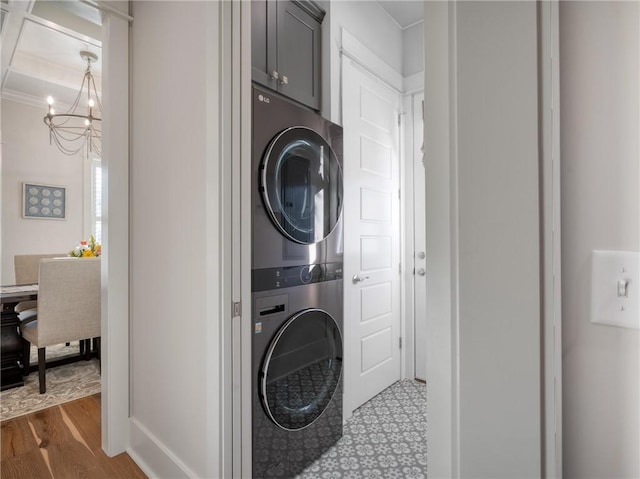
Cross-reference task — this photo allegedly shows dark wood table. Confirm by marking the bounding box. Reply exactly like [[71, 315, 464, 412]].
[[1, 285, 38, 390]]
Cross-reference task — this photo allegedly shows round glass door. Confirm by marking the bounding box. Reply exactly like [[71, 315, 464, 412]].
[[261, 127, 343, 245], [261, 309, 343, 431]]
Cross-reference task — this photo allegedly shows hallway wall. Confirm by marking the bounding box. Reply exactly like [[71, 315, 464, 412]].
[[560, 2, 640, 477]]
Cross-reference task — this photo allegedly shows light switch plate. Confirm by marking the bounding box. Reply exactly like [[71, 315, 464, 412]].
[[591, 250, 639, 329]]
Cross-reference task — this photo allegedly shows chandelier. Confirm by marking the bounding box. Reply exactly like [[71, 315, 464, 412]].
[[44, 50, 102, 156]]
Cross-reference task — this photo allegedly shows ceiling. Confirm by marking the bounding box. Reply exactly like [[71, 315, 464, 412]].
[[0, 0, 422, 108], [377, 1, 424, 29], [1, 0, 102, 109]]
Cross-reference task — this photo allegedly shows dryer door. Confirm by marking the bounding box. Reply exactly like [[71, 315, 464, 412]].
[[261, 127, 343, 245], [261, 308, 343, 431]]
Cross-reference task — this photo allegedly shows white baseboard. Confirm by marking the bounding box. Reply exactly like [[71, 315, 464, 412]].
[[128, 418, 194, 479]]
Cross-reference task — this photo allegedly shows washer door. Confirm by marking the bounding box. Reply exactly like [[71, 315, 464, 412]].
[[261, 127, 343, 245], [261, 308, 343, 431]]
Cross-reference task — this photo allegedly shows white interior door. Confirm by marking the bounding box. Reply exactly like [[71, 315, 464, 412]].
[[343, 57, 401, 413], [412, 94, 427, 381]]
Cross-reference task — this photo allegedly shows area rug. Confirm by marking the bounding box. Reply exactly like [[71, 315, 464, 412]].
[[0, 343, 101, 422]]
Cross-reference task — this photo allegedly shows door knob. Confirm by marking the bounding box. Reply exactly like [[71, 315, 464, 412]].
[[416, 268, 426, 276], [352, 274, 370, 284], [417, 251, 425, 260]]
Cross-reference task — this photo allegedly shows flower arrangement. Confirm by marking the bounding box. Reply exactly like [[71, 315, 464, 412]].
[[69, 235, 101, 257]]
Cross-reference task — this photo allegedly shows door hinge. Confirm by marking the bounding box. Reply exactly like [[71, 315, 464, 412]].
[[399, 337, 403, 349], [397, 113, 401, 126], [232, 301, 242, 317], [399, 263, 402, 274]]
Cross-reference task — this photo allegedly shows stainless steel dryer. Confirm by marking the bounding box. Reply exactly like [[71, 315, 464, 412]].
[[252, 277, 343, 478], [252, 85, 343, 272]]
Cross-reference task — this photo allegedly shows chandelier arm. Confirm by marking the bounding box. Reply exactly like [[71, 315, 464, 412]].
[[44, 50, 102, 157], [89, 75, 103, 110], [50, 132, 86, 156]]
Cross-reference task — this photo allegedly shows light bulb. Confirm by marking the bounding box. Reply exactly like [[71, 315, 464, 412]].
[[49, 108, 55, 115], [47, 96, 54, 105], [85, 119, 90, 126], [88, 98, 95, 108]]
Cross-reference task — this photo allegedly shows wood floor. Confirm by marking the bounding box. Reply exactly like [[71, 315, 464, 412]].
[[1, 393, 146, 479]]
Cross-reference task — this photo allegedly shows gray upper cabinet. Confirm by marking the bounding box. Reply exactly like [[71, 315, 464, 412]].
[[252, 0, 325, 110]]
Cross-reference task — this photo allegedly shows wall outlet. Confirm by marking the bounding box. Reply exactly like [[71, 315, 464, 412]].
[[591, 250, 639, 330]]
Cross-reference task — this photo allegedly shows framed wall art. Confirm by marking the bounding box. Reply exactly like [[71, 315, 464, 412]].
[[23, 182, 66, 219]]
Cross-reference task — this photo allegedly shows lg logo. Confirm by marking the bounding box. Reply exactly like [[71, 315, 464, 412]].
[[258, 94, 270, 104]]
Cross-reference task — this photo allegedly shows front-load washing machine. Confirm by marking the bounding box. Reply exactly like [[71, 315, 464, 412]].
[[252, 276, 343, 478]]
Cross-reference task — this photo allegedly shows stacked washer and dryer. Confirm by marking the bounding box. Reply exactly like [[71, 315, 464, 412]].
[[251, 85, 345, 478]]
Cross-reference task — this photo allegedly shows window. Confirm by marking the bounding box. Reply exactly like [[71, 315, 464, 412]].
[[85, 155, 102, 243]]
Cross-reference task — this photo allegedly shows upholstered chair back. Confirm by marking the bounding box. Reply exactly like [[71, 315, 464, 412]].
[[31, 258, 101, 348], [14, 253, 66, 285]]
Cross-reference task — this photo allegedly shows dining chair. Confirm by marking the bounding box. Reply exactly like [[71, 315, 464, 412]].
[[14, 253, 65, 317], [20, 257, 101, 394]]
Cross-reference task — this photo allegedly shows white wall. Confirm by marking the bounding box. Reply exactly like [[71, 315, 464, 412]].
[[456, 2, 542, 475], [560, 2, 640, 478], [425, 2, 544, 476], [129, 2, 222, 477], [403, 21, 423, 78], [1, 99, 85, 284]]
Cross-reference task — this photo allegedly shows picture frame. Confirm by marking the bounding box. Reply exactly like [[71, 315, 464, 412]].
[[22, 182, 66, 220]]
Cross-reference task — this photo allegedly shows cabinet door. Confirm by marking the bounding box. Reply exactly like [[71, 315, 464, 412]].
[[252, 0, 277, 89], [276, 1, 321, 110]]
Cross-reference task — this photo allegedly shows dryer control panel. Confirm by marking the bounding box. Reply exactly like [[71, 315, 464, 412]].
[[252, 262, 343, 292]]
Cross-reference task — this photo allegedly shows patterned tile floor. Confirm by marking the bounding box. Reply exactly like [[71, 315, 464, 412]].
[[297, 379, 426, 479]]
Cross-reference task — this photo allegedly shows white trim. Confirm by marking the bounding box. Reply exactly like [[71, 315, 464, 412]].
[[101, 7, 129, 456], [89, 0, 133, 23], [340, 28, 404, 93], [403, 71, 424, 95], [539, 1, 562, 476], [402, 18, 424, 31], [233, 1, 253, 477], [400, 93, 413, 382], [423, 2, 457, 476], [128, 418, 192, 478]]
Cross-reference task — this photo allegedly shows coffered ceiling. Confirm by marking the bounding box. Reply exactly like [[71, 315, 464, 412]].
[[1, 0, 102, 109]]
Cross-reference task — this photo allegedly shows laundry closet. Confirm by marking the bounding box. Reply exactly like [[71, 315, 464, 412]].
[[248, 1, 425, 477]]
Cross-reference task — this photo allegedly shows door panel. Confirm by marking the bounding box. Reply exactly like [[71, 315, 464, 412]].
[[343, 58, 401, 412]]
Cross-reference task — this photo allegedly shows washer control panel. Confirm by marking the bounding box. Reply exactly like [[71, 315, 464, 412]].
[[252, 263, 343, 292]]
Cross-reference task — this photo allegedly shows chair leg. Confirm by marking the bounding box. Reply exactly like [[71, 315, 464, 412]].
[[79, 339, 85, 355], [84, 339, 91, 361], [22, 339, 31, 376], [38, 348, 46, 394], [94, 337, 101, 374]]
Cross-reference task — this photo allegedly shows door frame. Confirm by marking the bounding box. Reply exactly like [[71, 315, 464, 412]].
[[401, 88, 426, 382], [99, 1, 132, 457], [423, 2, 562, 477], [233, 1, 561, 477]]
